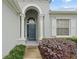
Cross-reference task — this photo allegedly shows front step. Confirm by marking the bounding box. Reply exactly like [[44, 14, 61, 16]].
[[26, 41, 39, 46]]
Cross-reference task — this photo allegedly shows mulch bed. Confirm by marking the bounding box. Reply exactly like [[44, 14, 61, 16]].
[[38, 38, 77, 59]]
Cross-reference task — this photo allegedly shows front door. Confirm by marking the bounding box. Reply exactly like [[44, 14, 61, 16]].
[[27, 18, 36, 41]]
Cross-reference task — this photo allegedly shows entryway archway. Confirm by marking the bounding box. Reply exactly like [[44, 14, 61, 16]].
[[20, 5, 44, 43], [24, 9, 38, 41]]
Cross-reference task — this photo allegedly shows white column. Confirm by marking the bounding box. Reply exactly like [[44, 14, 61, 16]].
[[39, 14, 44, 40], [20, 14, 25, 40]]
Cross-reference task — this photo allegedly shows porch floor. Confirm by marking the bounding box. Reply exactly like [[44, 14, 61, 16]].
[[24, 46, 42, 59]]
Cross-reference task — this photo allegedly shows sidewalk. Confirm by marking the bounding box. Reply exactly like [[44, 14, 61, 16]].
[[24, 46, 42, 59]]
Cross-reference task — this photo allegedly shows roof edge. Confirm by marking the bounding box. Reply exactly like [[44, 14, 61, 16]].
[[49, 10, 77, 15]]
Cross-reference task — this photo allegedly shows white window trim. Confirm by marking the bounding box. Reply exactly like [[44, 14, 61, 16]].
[[55, 16, 71, 37], [56, 35, 72, 38]]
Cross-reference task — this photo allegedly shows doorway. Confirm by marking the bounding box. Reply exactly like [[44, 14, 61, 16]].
[[24, 9, 38, 41], [27, 17, 36, 41]]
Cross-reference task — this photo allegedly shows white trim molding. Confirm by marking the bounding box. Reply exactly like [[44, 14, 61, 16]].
[[19, 13, 26, 40], [22, 4, 42, 14], [39, 14, 44, 40]]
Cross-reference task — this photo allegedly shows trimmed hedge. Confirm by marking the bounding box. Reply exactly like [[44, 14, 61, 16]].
[[3, 44, 26, 59]]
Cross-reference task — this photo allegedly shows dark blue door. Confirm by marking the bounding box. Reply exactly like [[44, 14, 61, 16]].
[[27, 24, 36, 41]]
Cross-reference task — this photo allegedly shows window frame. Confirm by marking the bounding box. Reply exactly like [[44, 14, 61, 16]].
[[56, 19, 70, 36]]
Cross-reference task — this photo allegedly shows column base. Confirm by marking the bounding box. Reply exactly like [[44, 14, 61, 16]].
[[17, 37, 26, 45], [39, 37, 43, 40], [18, 37, 26, 40]]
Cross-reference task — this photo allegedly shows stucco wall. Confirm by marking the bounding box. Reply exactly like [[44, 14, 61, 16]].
[[18, 0, 49, 13], [50, 14, 77, 37], [2, 1, 20, 57]]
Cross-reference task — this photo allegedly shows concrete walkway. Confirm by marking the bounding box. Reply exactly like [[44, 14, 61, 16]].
[[24, 46, 42, 59]]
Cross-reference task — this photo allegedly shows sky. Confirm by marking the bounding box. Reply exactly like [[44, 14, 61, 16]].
[[49, 0, 77, 10]]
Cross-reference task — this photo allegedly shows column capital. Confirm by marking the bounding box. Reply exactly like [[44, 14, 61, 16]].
[[39, 14, 45, 17], [20, 13, 25, 17]]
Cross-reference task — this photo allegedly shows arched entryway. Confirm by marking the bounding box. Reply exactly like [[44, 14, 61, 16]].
[[20, 5, 44, 43], [24, 9, 38, 41]]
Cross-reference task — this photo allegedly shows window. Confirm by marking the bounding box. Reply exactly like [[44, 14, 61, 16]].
[[56, 19, 69, 35], [27, 17, 35, 24]]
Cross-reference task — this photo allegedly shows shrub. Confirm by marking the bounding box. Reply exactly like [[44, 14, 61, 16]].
[[3, 44, 26, 59], [38, 38, 77, 59], [66, 36, 77, 43], [71, 36, 77, 43]]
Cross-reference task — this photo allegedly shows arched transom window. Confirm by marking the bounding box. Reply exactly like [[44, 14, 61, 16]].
[[27, 17, 36, 24]]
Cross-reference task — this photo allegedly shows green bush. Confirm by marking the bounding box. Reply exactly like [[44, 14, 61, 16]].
[[70, 36, 77, 43], [3, 44, 26, 59], [66, 36, 77, 43]]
